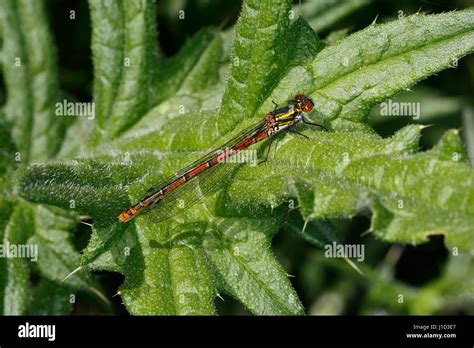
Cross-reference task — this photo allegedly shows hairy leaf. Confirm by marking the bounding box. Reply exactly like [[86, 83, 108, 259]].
[[225, 125, 473, 249], [0, 203, 34, 314], [219, 0, 292, 132], [261, 10, 474, 132], [0, 0, 102, 315], [203, 216, 304, 315], [89, 0, 159, 140], [82, 220, 216, 315], [0, 0, 68, 162]]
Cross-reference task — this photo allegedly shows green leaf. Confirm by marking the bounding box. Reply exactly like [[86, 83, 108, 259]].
[[16, 161, 132, 225], [203, 217, 304, 315], [56, 116, 94, 159], [0, 0, 92, 316], [462, 106, 474, 168], [0, 203, 34, 314], [153, 29, 222, 104], [28, 206, 104, 297], [0, 117, 18, 175], [0, 0, 33, 162], [226, 125, 474, 252], [285, 213, 343, 250], [261, 10, 474, 131], [301, 0, 373, 33], [89, 0, 160, 140], [361, 253, 474, 315], [83, 220, 216, 315], [0, 0, 68, 162], [130, 29, 225, 133], [16, 0, 66, 161], [119, 221, 216, 315], [28, 279, 72, 315], [219, 0, 292, 132], [88, 0, 125, 131], [323, 28, 350, 45], [369, 86, 464, 125]]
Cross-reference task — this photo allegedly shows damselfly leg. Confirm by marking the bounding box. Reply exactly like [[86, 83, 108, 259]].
[[289, 129, 311, 139], [258, 138, 274, 165], [302, 117, 328, 131]]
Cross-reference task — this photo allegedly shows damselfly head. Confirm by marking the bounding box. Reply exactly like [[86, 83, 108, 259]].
[[294, 94, 314, 113]]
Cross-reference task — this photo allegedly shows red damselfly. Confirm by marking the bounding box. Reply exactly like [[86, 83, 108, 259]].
[[118, 94, 325, 223]]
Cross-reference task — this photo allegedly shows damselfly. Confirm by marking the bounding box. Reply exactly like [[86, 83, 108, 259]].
[[118, 94, 325, 223]]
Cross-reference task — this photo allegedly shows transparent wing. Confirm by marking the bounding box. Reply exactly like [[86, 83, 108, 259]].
[[141, 119, 267, 199], [142, 161, 242, 223]]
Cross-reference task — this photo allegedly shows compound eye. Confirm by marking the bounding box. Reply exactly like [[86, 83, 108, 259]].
[[302, 100, 314, 112]]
